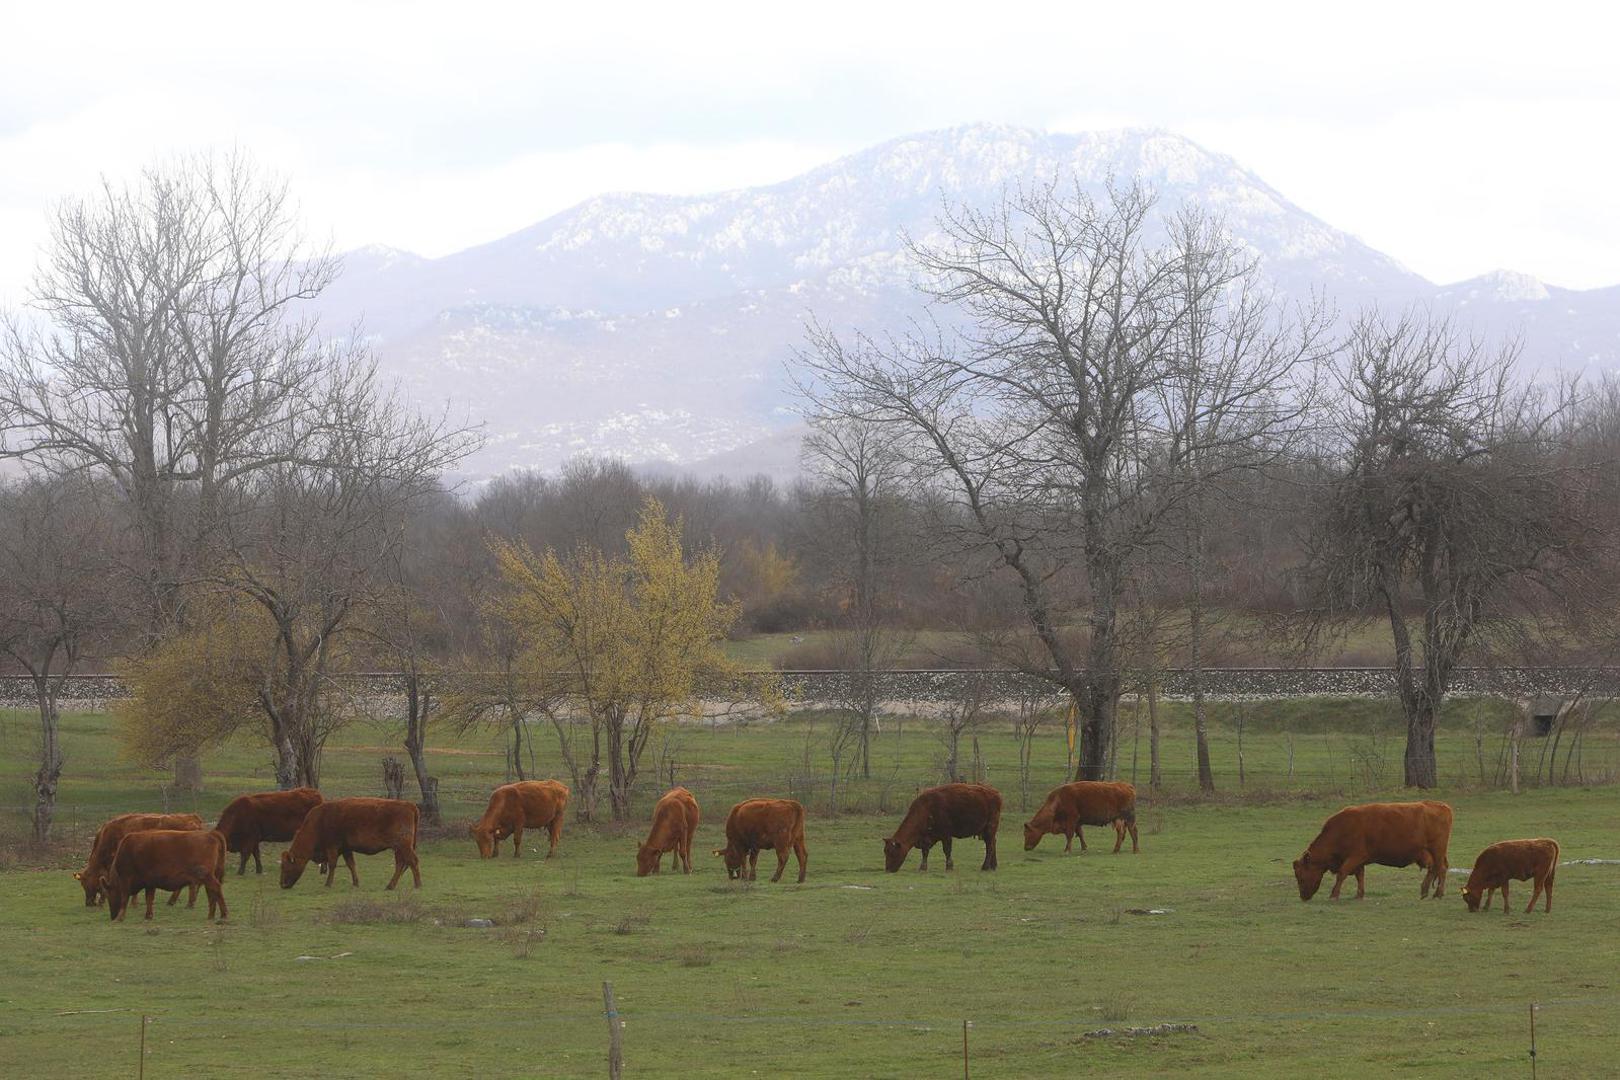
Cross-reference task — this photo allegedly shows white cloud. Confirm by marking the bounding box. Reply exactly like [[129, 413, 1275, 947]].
[[2, 0, 1617, 300]]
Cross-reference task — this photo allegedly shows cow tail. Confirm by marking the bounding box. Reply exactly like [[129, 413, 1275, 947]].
[[412, 803, 421, 847]]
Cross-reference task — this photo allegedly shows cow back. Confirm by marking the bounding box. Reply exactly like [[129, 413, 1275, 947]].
[[726, 798, 803, 848], [216, 788, 323, 848]]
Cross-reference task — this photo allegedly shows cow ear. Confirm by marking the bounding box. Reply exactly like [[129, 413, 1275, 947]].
[[72, 872, 82, 880]]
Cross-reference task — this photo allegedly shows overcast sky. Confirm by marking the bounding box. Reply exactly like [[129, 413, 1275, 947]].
[[3, 0, 1616, 302]]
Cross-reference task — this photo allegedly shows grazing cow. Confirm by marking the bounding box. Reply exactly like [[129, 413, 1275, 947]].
[[214, 787, 323, 875], [1461, 838, 1560, 914], [637, 787, 700, 876], [102, 829, 228, 923], [883, 783, 1002, 872], [713, 798, 807, 883], [471, 780, 569, 859], [1293, 801, 1453, 901], [280, 798, 421, 890], [1023, 781, 1139, 854], [75, 812, 206, 907]]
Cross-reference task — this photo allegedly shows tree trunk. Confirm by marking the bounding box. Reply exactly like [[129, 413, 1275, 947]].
[[1403, 697, 1439, 788], [1075, 682, 1113, 781], [31, 685, 63, 844], [606, 713, 634, 822], [1188, 522, 1215, 793], [403, 682, 441, 825], [1147, 682, 1162, 792]]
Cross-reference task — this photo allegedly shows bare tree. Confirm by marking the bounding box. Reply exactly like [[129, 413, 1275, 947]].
[[1011, 686, 1057, 810], [1154, 209, 1329, 791], [1299, 309, 1593, 787], [0, 477, 122, 841], [798, 416, 911, 777], [0, 151, 340, 630], [801, 180, 1279, 779]]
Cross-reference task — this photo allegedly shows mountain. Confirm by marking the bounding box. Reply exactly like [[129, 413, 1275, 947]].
[[313, 125, 1620, 480]]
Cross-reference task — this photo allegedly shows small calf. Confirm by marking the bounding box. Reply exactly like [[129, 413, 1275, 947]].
[[1461, 838, 1560, 914]]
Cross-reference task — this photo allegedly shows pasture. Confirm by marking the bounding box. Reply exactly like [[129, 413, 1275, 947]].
[[2, 707, 1618, 1077]]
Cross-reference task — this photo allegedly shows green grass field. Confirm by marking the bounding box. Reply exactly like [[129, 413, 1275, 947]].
[[2, 706, 1618, 1077]]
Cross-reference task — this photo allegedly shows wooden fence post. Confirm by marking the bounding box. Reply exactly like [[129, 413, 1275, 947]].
[[138, 1014, 147, 1080], [962, 1018, 970, 1079], [603, 981, 623, 1079], [1529, 1001, 1537, 1078]]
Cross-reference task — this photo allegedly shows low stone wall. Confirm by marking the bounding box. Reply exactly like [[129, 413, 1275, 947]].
[[4, 667, 1618, 713]]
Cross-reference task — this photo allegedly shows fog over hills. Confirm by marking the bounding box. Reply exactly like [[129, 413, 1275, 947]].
[[313, 124, 1620, 480]]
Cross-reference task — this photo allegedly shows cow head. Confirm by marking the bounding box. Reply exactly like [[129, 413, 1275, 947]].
[[102, 873, 128, 921], [1293, 854, 1327, 901], [1022, 821, 1044, 851], [471, 823, 498, 859], [635, 844, 661, 877], [713, 846, 743, 879], [279, 849, 308, 889], [882, 837, 908, 873], [1460, 885, 1483, 913], [73, 868, 101, 906]]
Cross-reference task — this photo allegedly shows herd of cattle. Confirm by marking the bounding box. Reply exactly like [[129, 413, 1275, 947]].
[[70, 777, 1561, 922]]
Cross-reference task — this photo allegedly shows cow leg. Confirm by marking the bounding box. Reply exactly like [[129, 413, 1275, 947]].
[[747, 849, 760, 881], [1330, 861, 1366, 900], [253, 845, 263, 875], [167, 889, 180, 907], [144, 888, 157, 921], [942, 836, 954, 871], [547, 817, 562, 859], [1062, 830, 1073, 853], [1077, 826, 1087, 852], [511, 824, 524, 858], [237, 849, 250, 876], [343, 851, 361, 887], [1526, 877, 1542, 914], [1128, 819, 1140, 854], [1112, 820, 1125, 854], [386, 847, 420, 889], [982, 829, 997, 872], [794, 838, 807, 883], [1543, 872, 1554, 913], [1501, 881, 1511, 912], [771, 844, 790, 883], [203, 875, 225, 920], [186, 883, 199, 908]]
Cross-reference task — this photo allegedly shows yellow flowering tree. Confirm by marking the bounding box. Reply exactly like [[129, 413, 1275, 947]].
[[491, 497, 770, 820]]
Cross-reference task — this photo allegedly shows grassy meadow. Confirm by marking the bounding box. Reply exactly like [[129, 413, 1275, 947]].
[[1, 704, 1618, 1077]]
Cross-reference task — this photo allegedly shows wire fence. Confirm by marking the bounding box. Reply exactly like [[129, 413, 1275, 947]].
[[3, 991, 1603, 1076]]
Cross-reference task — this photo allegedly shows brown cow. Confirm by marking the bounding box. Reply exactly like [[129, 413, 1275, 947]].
[[1461, 838, 1560, 914], [1293, 801, 1453, 901], [280, 797, 421, 890], [103, 829, 228, 922], [637, 787, 700, 876], [1023, 781, 1139, 854], [75, 812, 206, 907], [713, 798, 807, 883], [215, 787, 323, 875], [883, 783, 1002, 872], [472, 780, 569, 859]]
